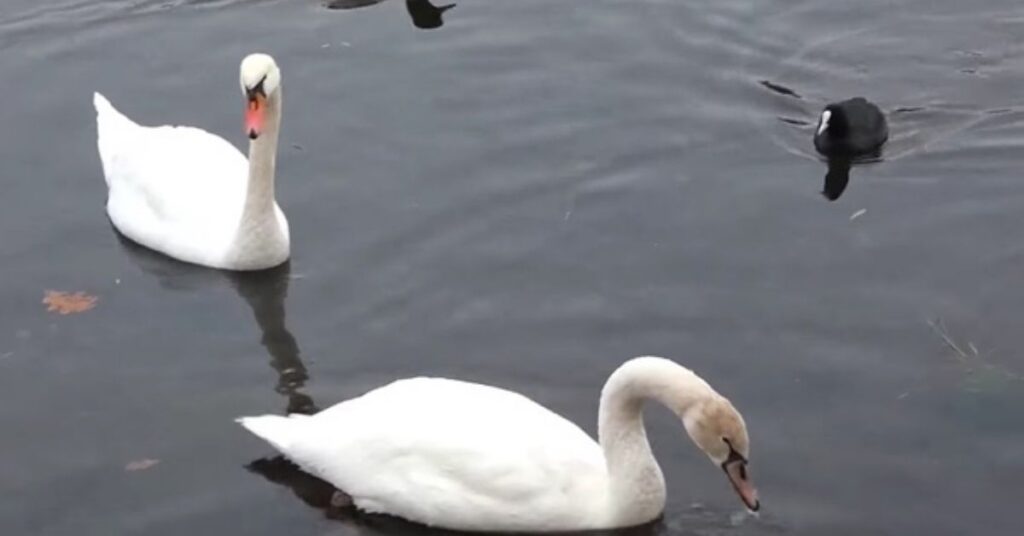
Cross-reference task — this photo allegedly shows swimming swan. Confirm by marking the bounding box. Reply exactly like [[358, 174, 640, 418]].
[[238, 356, 759, 531], [94, 53, 289, 271]]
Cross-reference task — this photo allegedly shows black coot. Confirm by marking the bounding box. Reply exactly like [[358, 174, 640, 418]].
[[813, 97, 888, 159]]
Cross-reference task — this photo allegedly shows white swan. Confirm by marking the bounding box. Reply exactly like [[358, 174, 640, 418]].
[[237, 356, 759, 532], [94, 53, 289, 271]]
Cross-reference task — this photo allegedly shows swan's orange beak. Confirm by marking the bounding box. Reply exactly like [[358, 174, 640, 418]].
[[245, 94, 266, 140], [724, 459, 760, 512]]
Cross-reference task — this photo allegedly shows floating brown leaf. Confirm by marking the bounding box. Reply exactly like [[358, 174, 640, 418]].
[[42, 290, 98, 315], [125, 459, 160, 472]]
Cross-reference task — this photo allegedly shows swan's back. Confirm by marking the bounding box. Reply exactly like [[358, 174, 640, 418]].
[[238, 377, 609, 532], [94, 92, 254, 267], [95, 92, 137, 187]]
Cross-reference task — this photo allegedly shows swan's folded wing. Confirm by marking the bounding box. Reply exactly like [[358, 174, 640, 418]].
[[95, 93, 247, 224], [104, 124, 248, 224], [244, 378, 608, 531]]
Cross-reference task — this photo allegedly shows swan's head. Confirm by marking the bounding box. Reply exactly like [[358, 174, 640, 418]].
[[240, 53, 281, 140], [683, 396, 759, 512]]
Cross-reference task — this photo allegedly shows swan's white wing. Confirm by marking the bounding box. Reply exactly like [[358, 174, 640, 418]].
[[238, 378, 609, 532], [95, 92, 248, 264]]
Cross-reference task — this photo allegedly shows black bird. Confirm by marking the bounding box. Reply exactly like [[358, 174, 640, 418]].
[[813, 97, 888, 159]]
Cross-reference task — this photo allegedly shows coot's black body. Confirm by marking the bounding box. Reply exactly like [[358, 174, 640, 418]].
[[814, 97, 888, 159]]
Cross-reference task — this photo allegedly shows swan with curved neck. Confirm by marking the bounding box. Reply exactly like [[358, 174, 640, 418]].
[[94, 53, 289, 271], [238, 356, 759, 532]]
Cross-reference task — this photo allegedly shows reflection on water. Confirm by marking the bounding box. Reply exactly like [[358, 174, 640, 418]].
[[246, 453, 784, 535], [115, 233, 316, 415], [405, 0, 455, 30], [324, 0, 456, 30], [323, 0, 385, 9], [759, 80, 803, 100], [246, 456, 672, 536], [4, 0, 1024, 534], [820, 151, 883, 201], [247, 457, 342, 518], [230, 267, 318, 415], [821, 158, 851, 201]]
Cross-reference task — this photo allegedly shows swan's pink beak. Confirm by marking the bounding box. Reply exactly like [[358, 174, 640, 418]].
[[724, 460, 760, 512], [245, 94, 266, 140]]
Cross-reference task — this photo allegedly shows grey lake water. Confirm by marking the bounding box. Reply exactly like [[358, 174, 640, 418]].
[[2, 0, 1023, 534]]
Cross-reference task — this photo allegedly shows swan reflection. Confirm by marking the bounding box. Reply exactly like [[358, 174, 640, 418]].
[[244, 458, 666, 536], [114, 233, 316, 415]]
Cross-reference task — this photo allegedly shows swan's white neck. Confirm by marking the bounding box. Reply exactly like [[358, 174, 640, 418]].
[[597, 357, 715, 527], [229, 90, 287, 267]]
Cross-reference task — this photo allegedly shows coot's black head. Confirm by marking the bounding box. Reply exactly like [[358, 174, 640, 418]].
[[817, 104, 850, 139]]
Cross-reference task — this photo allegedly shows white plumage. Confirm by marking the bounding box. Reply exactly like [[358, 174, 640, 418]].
[[241, 378, 607, 531], [94, 54, 289, 271], [238, 357, 759, 532]]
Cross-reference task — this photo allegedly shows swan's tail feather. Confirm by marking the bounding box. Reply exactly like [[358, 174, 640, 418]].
[[93, 92, 115, 117], [93, 92, 137, 186], [237, 414, 310, 454], [93, 92, 135, 130]]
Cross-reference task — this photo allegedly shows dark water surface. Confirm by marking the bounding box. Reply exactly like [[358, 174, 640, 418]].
[[2, 0, 1024, 534]]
